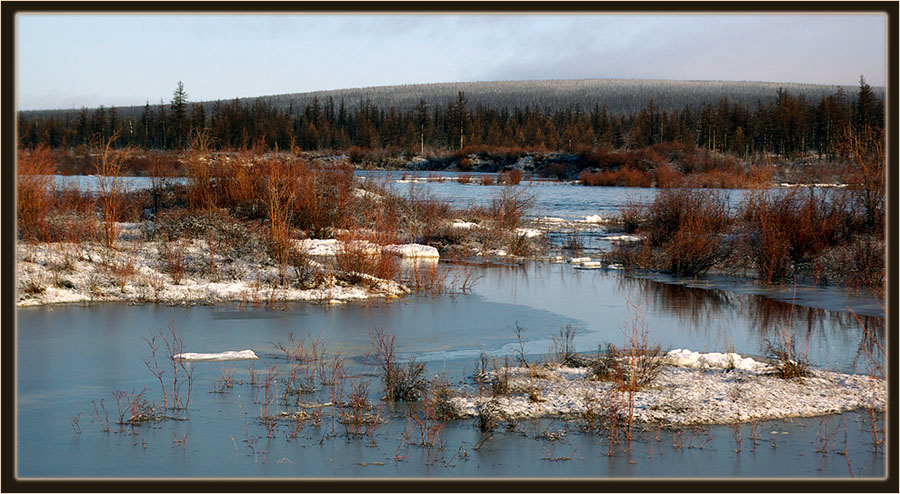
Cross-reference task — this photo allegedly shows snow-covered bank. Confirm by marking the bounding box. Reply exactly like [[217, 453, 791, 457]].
[[16, 223, 409, 307], [449, 350, 884, 426], [296, 238, 440, 259]]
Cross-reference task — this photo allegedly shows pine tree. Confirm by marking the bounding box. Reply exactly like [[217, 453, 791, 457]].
[[171, 81, 189, 149], [855, 75, 883, 135]]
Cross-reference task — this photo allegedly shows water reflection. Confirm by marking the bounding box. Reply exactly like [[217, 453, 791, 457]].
[[617, 276, 885, 371]]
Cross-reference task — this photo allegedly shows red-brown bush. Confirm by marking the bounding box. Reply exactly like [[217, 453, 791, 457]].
[[17, 145, 56, 241]]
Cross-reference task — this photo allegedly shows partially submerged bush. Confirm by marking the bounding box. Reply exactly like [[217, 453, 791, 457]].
[[431, 375, 465, 421], [644, 189, 730, 248], [828, 238, 885, 296], [476, 398, 509, 432], [609, 189, 731, 276], [370, 328, 427, 401], [488, 186, 534, 233], [588, 342, 662, 391], [741, 188, 851, 284], [763, 335, 810, 379]]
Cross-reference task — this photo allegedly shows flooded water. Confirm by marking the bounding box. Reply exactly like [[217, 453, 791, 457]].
[[16, 262, 885, 479], [19, 171, 884, 480], [53, 171, 758, 222]]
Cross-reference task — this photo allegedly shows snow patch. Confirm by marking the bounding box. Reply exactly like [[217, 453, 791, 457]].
[[383, 243, 440, 259], [451, 220, 478, 230], [664, 349, 768, 372], [296, 238, 342, 256], [515, 228, 542, 238], [352, 188, 382, 202]]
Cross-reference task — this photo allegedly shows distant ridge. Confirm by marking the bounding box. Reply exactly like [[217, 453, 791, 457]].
[[23, 78, 879, 118]]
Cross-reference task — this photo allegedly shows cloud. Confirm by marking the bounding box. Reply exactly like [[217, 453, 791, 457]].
[[474, 15, 885, 86]]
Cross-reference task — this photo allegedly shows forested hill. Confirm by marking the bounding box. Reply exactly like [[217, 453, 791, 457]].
[[250, 79, 873, 115], [23, 78, 878, 119], [18, 77, 884, 157]]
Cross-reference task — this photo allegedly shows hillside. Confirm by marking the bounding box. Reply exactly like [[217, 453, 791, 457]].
[[22, 78, 878, 119]]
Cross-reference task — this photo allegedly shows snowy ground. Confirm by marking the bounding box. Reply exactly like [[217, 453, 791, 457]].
[[449, 350, 885, 426], [16, 222, 411, 307]]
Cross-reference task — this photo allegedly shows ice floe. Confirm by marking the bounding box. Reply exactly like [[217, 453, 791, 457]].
[[174, 350, 259, 361], [568, 257, 592, 264], [604, 234, 643, 242]]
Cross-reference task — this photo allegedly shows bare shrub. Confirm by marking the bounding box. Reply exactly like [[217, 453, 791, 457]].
[[613, 189, 731, 276], [143, 321, 194, 410], [111, 387, 150, 426], [104, 256, 136, 293], [159, 235, 187, 284], [334, 231, 398, 288], [404, 383, 449, 464], [497, 168, 524, 185], [91, 132, 135, 249], [550, 324, 578, 364], [741, 188, 850, 284], [644, 189, 730, 248], [828, 238, 884, 296], [590, 304, 662, 392], [762, 292, 810, 379], [840, 125, 884, 234], [763, 335, 810, 379], [20, 272, 47, 295], [370, 328, 427, 401], [488, 187, 534, 233], [17, 145, 56, 241], [476, 398, 508, 433], [618, 202, 644, 234], [654, 162, 683, 188], [662, 214, 727, 276]]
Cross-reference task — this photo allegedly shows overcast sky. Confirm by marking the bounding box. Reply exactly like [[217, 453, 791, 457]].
[[17, 13, 887, 111]]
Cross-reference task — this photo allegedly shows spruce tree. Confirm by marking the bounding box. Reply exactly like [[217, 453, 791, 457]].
[[171, 81, 188, 149]]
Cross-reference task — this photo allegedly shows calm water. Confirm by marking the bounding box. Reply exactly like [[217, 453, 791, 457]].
[[16, 263, 885, 479], [53, 171, 763, 221], [20, 172, 884, 479]]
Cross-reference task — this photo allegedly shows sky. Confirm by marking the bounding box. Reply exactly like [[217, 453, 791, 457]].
[[16, 12, 887, 111]]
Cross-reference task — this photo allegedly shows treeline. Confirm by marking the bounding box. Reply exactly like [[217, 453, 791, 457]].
[[18, 78, 883, 159]]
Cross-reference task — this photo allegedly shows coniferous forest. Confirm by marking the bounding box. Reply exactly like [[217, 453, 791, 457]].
[[17, 77, 883, 162]]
